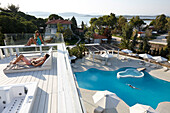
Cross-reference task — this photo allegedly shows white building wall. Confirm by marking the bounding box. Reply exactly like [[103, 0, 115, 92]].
[[94, 39, 101, 43], [45, 24, 72, 35]]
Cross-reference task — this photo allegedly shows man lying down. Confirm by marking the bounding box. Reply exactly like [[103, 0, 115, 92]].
[[11, 54, 50, 67]]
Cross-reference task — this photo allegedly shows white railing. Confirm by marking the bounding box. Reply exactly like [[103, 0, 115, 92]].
[[58, 43, 86, 113], [0, 44, 59, 59]]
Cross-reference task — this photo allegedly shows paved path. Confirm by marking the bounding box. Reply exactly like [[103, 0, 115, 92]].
[[149, 33, 168, 45]]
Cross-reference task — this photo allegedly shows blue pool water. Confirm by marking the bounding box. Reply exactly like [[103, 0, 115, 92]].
[[75, 67, 170, 109]]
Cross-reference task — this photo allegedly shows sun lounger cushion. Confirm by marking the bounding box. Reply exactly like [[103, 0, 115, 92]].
[[42, 47, 53, 67], [3, 47, 53, 74]]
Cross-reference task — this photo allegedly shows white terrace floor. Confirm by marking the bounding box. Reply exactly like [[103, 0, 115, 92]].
[[0, 51, 58, 113]]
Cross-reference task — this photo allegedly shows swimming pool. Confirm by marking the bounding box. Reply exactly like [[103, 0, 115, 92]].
[[75, 67, 170, 109]]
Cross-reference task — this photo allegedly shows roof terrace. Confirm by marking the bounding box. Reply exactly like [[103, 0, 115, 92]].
[[0, 33, 85, 113]]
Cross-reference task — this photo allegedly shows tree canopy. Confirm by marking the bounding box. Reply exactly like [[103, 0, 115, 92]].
[[0, 5, 47, 33], [117, 16, 127, 34], [120, 23, 133, 49], [167, 31, 170, 52], [63, 28, 73, 40], [70, 16, 78, 33], [129, 16, 144, 30], [89, 13, 117, 29], [48, 14, 63, 20], [7, 4, 19, 13], [154, 14, 168, 33]]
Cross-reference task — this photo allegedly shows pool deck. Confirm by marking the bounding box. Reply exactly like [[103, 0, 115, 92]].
[[73, 54, 170, 113], [73, 54, 170, 81]]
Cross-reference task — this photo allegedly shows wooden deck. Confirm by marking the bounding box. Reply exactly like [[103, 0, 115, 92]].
[[0, 51, 58, 113]]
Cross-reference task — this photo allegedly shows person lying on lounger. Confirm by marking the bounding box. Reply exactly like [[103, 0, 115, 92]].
[[25, 30, 45, 46], [12, 54, 50, 67]]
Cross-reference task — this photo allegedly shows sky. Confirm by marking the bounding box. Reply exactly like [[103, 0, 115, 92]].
[[1, 0, 170, 17]]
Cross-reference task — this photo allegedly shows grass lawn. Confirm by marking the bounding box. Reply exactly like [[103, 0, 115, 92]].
[[112, 34, 123, 38], [65, 39, 79, 45]]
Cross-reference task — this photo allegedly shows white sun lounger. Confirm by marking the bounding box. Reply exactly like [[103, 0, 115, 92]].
[[3, 47, 53, 74]]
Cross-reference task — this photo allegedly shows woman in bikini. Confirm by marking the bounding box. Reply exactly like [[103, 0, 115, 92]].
[[12, 54, 50, 67], [25, 30, 45, 46]]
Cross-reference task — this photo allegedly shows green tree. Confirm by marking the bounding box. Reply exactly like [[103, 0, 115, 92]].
[[109, 13, 117, 28], [122, 23, 132, 40], [69, 44, 86, 58], [7, 4, 19, 13], [156, 48, 160, 55], [152, 48, 156, 56], [166, 18, 170, 31], [145, 29, 152, 38], [154, 14, 168, 33], [57, 23, 64, 33], [84, 31, 93, 43], [0, 31, 5, 46], [63, 28, 73, 40], [160, 48, 164, 56], [143, 37, 151, 53], [49, 14, 63, 20], [130, 32, 138, 52], [111, 28, 118, 35], [117, 16, 127, 34], [121, 23, 132, 49], [150, 20, 155, 26], [99, 27, 105, 35], [71, 16, 77, 32], [164, 48, 169, 59], [81, 21, 84, 30], [88, 25, 96, 32], [167, 31, 170, 52], [0, 8, 47, 33], [139, 42, 143, 52], [89, 17, 97, 25], [129, 16, 144, 30], [148, 50, 152, 55], [0, 15, 26, 33], [93, 18, 103, 28], [102, 13, 117, 28]]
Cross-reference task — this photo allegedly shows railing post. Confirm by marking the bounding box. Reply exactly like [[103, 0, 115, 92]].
[[16, 48, 19, 55], [0, 49, 3, 59], [40, 45, 42, 55], [9, 48, 14, 56], [3, 48, 9, 57]]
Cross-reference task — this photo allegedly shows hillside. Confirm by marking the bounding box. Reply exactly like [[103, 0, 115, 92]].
[[0, 8, 47, 33]]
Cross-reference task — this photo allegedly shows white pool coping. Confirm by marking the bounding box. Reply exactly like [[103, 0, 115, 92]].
[[117, 69, 144, 78]]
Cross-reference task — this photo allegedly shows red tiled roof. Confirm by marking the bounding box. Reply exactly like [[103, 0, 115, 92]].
[[93, 33, 107, 39], [138, 31, 145, 34], [46, 19, 72, 24]]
